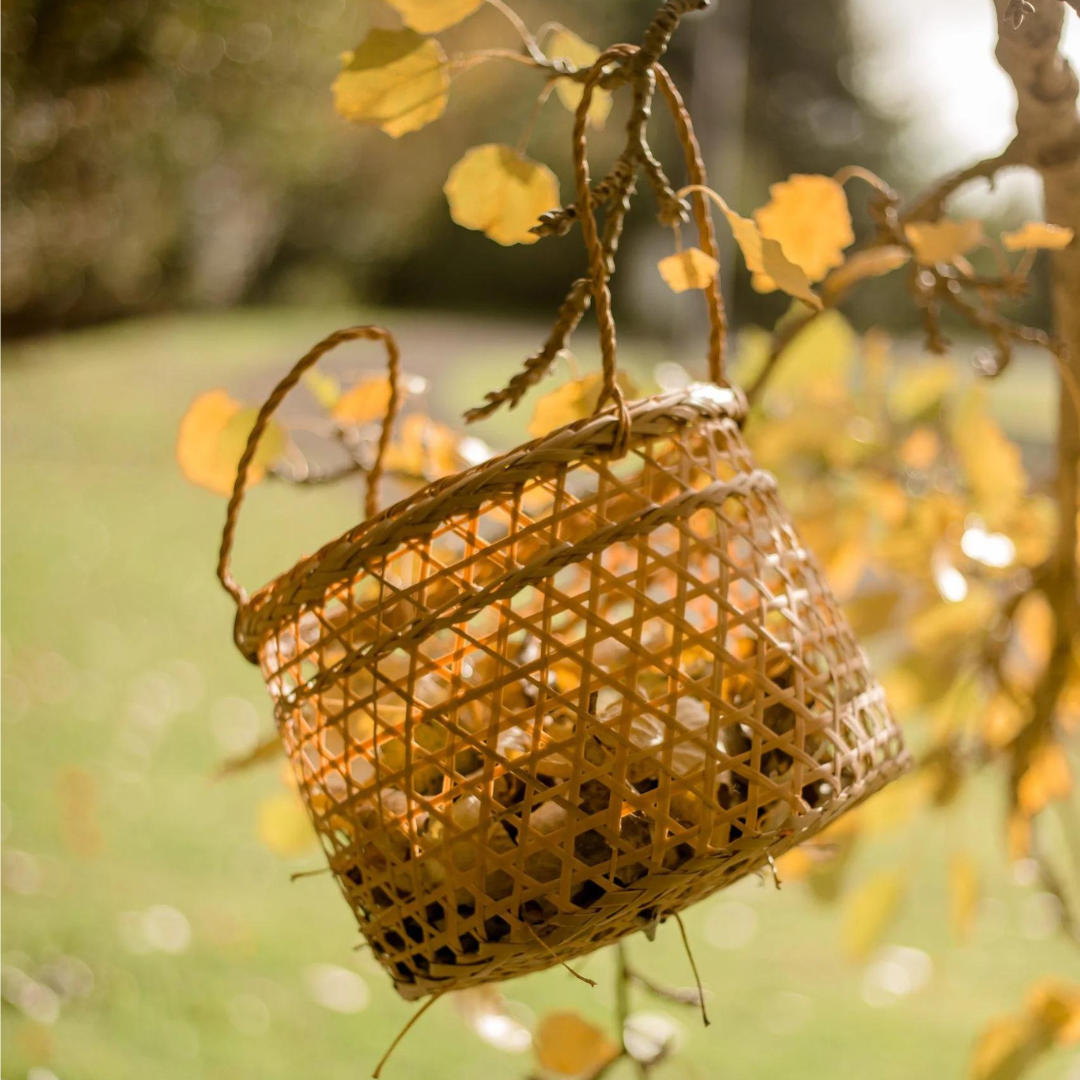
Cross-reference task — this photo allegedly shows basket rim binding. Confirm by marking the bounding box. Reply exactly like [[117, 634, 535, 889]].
[[235, 382, 747, 659]]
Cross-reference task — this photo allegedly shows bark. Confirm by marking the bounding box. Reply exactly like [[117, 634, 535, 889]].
[[993, 0, 1080, 637]]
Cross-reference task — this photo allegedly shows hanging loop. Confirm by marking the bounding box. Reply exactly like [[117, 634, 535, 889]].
[[217, 325, 402, 610]]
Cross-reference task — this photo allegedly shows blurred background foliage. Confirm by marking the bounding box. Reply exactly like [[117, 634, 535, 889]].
[[2, 0, 891, 336]]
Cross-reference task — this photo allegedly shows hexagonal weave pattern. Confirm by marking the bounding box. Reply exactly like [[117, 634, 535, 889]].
[[238, 385, 908, 1000]]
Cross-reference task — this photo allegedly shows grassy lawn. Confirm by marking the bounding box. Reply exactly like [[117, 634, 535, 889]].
[[1, 307, 1075, 1080]]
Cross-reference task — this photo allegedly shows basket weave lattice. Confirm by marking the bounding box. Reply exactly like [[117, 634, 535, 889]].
[[233, 385, 907, 1000]]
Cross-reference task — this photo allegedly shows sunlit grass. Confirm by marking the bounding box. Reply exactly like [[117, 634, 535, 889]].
[[1, 308, 1071, 1080]]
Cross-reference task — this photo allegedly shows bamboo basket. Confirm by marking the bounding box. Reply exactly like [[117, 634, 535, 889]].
[[216, 56, 908, 1002]]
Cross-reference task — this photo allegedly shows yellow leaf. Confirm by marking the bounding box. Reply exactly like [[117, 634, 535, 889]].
[[953, 386, 1027, 527], [723, 207, 822, 309], [887, 360, 956, 422], [971, 981, 1080, 1080], [534, 1012, 618, 1077], [948, 851, 979, 942], [904, 219, 984, 266], [383, 413, 466, 479], [898, 428, 942, 471], [822, 245, 911, 302], [1017, 742, 1072, 817], [970, 1016, 1039, 1080], [384, 0, 482, 33], [1007, 810, 1032, 861], [177, 390, 287, 497], [842, 868, 905, 961], [257, 792, 317, 857], [754, 173, 855, 283], [855, 773, 929, 834], [1026, 980, 1080, 1046], [982, 693, 1026, 749], [1005, 591, 1055, 692], [445, 144, 559, 246], [907, 588, 996, 655], [332, 29, 449, 138], [826, 536, 867, 600], [1001, 221, 1075, 252], [546, 29, 612, 129], [332, 374, 395, 425], [766, 306, 856, 398], [305, 369, 341, 410], [658, 247, 720, 293], [1006, 495, 1058, 568], [528, 372, 637, 438]]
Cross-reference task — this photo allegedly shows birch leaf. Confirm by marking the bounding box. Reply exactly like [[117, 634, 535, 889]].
[[333, 29, 449, 138], [547, 29, 612, 129], [445, 144, 559, 246], [385, 0, 482, 33], [754, 173, 855, 282], [1001, 221, 1074, 252], [658, 247, 720, 292]]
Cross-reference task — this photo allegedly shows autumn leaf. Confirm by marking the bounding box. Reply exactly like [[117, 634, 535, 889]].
[[899, 428, 942, 471], [952, 386, 1027, 527], [1017, 742, 1071, 817], [887, 360, 956, 422], [971, 980, 1080, 1080], [333, 29, 449, 138], [445, 144, 559, 245], [822, 245, 911, 302], [904, 219, 984, 266], [385, 0, 482, 33], [257, 791, 317, 857], [529, 372, 636, 438], [546, 29, 612, 129], [383, 413, 472, 479], [1005, 591, 1054, 691], [842, 868, 906, 960], [534, 1012, 619, 1076], [766, 307, 856, 398], [907, 589, 996, 654], [305, 369, 341, 410], [332, 374, 396, 425], [177, 390, 287, 496], [948, 851, 979, 942], [658, 247, 720, 292], [1001, 221, 1075, 252], [721, 206, 822, 308], [754, 173, 855, 283]]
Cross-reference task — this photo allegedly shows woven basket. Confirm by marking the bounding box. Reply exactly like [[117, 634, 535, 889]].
[[216, 55, 907, 1002], [221, 376, 907, 1001]]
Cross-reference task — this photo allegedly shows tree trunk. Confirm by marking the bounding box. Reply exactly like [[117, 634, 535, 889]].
[[993, 0, 1080, 636]]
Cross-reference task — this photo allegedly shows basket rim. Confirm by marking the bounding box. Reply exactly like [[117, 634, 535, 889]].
[[235, 383, 746, 658]]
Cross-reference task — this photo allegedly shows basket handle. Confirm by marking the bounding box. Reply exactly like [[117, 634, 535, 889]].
[[571, 49, 727, 455], [217, 325, 402, 607]]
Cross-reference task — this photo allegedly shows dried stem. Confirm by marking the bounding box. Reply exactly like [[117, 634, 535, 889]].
[[464, 1, 713, 422]]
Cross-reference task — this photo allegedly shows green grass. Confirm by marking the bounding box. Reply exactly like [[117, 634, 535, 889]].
[[1, 308, 1075, 1080]]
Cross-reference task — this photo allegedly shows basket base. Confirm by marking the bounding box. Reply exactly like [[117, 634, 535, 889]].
[[388, 748, 909, 1001]]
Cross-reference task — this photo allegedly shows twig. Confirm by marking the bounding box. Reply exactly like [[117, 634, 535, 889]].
[[902, 140, 1027, 223], [372, 994, 441, 1078], [628, 967, 708, 1008], [673, 913, 710, 1027], [483, 0, 548, 64], [525, 923, 598, 987]]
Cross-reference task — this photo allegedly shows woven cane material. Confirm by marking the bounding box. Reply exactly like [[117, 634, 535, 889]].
[[244, 385, 908, 1000]]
